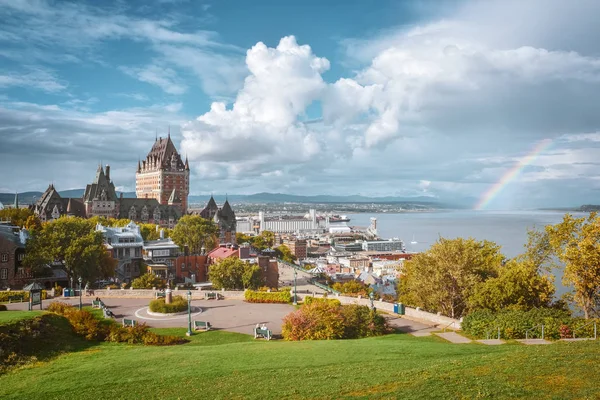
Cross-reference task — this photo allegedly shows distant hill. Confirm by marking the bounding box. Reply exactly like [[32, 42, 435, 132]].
[[0, 190, 136, 205], [2, 190, 473, 208], [577, 205, 600, 212]]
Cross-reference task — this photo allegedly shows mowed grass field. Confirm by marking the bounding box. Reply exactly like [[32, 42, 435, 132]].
[[1, 312, 599, 400]]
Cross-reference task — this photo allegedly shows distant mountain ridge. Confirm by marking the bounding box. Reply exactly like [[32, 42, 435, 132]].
[[1, 190, 471, 208]]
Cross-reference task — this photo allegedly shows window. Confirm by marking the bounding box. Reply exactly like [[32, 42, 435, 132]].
[[18, 253, 24, 261], [0, 268, 7, 280], [1, 253, 8, 263]]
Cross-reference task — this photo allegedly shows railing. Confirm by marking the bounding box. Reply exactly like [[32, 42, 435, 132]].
[[276, 258, 306, 273], [441, 320, 457, 332], [525, 324, 545, 340], [486, 327, 501, 340], [309, 280, 341, 295], [573, 321, 597, 339]]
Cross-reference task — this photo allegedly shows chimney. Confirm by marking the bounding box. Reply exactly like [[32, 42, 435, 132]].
[[159, 229, 164, 239]]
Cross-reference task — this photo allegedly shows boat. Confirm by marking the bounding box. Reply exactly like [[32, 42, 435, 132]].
[[410, 234, 417, 245]]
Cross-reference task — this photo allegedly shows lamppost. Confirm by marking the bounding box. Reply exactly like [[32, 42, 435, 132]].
[[293, 269, 297, 306], [186, 290, 193, 336], [78, 277, 82, 310], [369, 291, 374, 311]]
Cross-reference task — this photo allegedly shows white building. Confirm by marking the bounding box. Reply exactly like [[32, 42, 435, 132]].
[[96, 221, 144, 283], [362, 239, 405, 252]]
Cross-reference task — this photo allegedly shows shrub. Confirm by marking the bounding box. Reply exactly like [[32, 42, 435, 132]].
[[149, 296, 188, 313], [0, 291, 47, 302], [131, 273, 166, 289], [53, 284, 63, 296], [331, 281, 372, 297], [303, 296, 341, 307], [461, 308, 591, 340], [47, 301, 186, 345], [245, 290, 291, 304], [282, 301, 390, 341], [0, 305, 7, 311]]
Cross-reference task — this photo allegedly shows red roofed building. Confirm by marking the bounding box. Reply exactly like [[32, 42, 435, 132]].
[[207, 245, 239, 264]]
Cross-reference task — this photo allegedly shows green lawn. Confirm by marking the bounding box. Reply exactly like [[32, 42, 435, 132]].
[[0, 310, 44, 325], [1, 327, 599, 400]]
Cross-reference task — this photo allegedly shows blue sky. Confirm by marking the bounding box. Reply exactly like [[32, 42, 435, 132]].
[[1, 0, 600, 209]]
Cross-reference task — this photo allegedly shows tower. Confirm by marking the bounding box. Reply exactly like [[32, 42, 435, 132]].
[[136, 133, 190, 212]]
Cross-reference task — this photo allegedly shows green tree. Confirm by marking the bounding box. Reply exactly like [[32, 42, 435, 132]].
[[276, 244, 296, 263], [546, 212, 600, 319], [332, 280, 372, 296], [399, 237, 504, 318], [24, 217, 115, 282], [253, 231, 275, 250], [0, 208, 34, 227], [24, 215, 42, 232], [236, 232, 255, 245], [138, 224, 171, 241], [171, 215, 219, 255], [131, 273, 166, 289], [209, 257, 264, 290]]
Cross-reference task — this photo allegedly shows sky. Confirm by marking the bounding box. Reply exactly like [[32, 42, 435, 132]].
[[1, 0, 600, 209]]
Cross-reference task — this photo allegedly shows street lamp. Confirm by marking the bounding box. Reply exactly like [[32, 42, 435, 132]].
[[186, 290, 193, 336], [293, 269, 297, 306], [369, 291, 374, 311], [78, 277, 82, 310]]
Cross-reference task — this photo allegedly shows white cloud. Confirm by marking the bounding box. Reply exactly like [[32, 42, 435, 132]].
[[120, 64, 187, 95], [0, 68, 66, 92]]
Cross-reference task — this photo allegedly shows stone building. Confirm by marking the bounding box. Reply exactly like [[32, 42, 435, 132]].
[[197, 196, 237, 244], [136, 133, 190, 212], [32, 184, 86, 222]]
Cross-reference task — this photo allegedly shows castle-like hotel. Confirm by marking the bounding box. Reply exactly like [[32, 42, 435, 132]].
[[31, 133, 236, 240]]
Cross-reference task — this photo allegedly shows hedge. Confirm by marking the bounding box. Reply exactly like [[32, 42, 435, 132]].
[[303, 296, 341, 307], [0, 305, 7, 311], [245, 290, 291, 304], [0, 291, 48, 303], [149, 296, 188, 313], [462, 308, 599, 340]]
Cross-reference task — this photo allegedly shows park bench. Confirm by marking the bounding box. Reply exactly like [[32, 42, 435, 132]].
[[8, 295, 23, 303], [254, 326, 272, 341], [205, 292, 223, 300], [103, 308, 115, 318], [194, 321, 212, 331], [123, 318, 137, 327], [156, 291, 166, 299]]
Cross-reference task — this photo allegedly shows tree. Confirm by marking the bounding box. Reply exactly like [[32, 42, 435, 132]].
[[0, 208, 34, 227], [253, 231, 275, 251], [131, 273, 166, 289], [276, 244, 296, 263], [171, 215, 219, 255], [399, 237, 504, 318], [236, 232, 255, 245], [24, 215, 42, 232], [545, 212, 600, 319], [139, 223, 171, 241], [23, 217, 115, 283], [332, 280, 372, 296], [469, 230, 556, 312], [209, 258, 264, 290], [469, 258, 555, 312]]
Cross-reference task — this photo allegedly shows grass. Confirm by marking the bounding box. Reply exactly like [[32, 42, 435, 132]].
[[0, 325, 599, 399], [0, 310, 44, 325]]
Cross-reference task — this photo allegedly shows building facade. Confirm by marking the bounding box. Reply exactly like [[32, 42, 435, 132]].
[[96, 222, 144, 282], [0, 224, 27, 288], [136, 134, 190, 212], [197, 196, 237, 244], [361, 239, 405, 252]]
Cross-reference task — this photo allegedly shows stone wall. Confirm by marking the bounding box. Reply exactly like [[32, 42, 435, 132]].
[[295, 292, 462, 330], [87, 288, 245, 299]]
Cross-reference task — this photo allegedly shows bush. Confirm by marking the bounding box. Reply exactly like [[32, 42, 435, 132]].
[[149, 296, 188, 313], [47, 301, 186, 345], [0, 304, 7, 311], [461, 308, 597, 340], [131, 273, 166, 289], [282, 301, 390, 341], [245, 290, 291, 304], [0, 291, 48, 302], [303, 296, 341, 307]]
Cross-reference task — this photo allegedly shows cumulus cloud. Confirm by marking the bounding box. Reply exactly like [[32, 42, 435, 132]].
[[120, 64, 187, 95]]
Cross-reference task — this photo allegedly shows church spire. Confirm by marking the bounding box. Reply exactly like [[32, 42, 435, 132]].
[[13, 192, 18, 209], [137, 158, 141, 173], [168, 125, 170, 139], [184, 154, 189, 171]]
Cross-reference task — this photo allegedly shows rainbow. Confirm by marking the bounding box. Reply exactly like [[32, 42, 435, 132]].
[[475, 139, 553, 210]]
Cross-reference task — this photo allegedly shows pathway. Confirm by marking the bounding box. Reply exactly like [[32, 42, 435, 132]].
[[435, 331, 472, 344]]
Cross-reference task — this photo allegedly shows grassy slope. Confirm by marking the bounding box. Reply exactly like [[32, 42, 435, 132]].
[[0, 311, 44, 325], [0, 327, 599, 400]]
